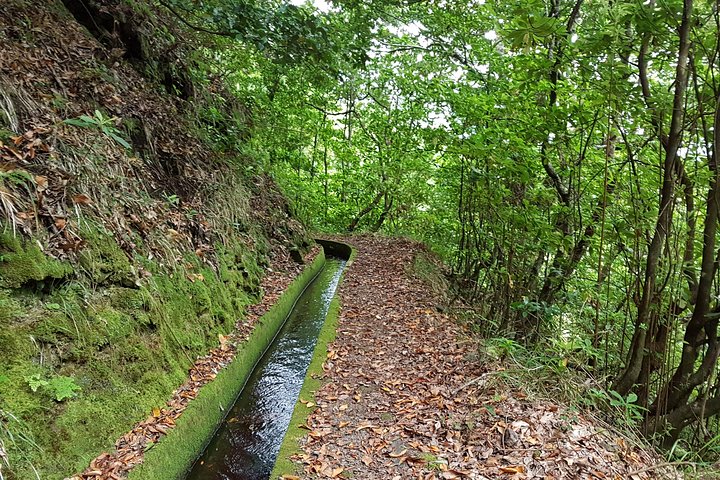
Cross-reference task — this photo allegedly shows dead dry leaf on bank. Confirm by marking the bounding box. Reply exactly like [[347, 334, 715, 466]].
[[72, 194, 92, 205]]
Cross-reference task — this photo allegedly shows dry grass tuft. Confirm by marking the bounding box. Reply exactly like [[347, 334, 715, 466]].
[[0, 85, 18, 133], [0, 187, 19, 234]]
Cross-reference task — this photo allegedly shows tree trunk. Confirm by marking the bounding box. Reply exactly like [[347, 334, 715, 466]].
[[347, 191, 383, 232], [647, 64, 720, 440], [371, 192, 393, 232], [613, 0, 692, 396]]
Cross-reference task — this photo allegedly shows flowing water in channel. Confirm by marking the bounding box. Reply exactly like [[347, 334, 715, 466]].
[[185, 258, 346, 480]]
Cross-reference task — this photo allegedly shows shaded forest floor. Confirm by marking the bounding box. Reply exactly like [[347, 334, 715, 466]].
[[292, 235, 680, 480]]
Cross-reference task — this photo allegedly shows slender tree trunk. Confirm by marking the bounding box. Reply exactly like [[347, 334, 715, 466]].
[[310, 113, 326, 179], [523, 0, 585, 339], [371, 192, 393, 232], [456, 157, 467, 276], [323, 144, 328, 221], [347, 191, 383, 232], [614, 0, 693, 396]]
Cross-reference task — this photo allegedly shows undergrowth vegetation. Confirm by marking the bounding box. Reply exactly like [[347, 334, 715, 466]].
[[477, 336, 720, 472]]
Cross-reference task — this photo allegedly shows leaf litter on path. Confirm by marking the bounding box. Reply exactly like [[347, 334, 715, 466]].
[[294, 235, 680, 480]]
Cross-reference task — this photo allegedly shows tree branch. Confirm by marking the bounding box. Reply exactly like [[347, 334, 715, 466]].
[[157, 0, 234, 37]]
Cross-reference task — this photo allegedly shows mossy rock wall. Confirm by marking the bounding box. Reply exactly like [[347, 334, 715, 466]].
[[0, 233, 73, 289], [0, 223, 267, 480]]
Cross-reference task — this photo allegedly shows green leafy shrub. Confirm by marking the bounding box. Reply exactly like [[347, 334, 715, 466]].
[[24, 374, 81, 402], [63, 110, 132, 149]]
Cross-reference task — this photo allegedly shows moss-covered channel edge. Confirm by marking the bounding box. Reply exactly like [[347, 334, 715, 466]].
[[129, 251, 327, 480], [270, 240, 355, 479]]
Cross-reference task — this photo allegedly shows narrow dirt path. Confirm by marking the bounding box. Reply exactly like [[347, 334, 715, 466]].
[[294, 236, 677, 480]]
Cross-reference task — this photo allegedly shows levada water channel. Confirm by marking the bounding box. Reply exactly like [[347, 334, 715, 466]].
[[184, 257, 347, 480]]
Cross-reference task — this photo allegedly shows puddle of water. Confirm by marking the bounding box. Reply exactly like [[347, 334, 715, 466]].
[[184, 258, 346, 480]]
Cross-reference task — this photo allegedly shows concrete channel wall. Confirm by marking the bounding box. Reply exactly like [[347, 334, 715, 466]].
[[315, 238, 353, 260], [130, 250, 328, 480], [270, 239, 356, 479]]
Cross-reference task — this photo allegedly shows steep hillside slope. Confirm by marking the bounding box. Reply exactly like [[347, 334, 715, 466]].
[[0, 1, 310, 478]]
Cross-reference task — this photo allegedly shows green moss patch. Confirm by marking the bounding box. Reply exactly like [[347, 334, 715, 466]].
[[0, 226, 270, 479], [77, 221, 136, 287], [0, 233, 73, 289]]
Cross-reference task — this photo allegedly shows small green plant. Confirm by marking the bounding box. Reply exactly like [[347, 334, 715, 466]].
[[25, 374, 47, 393], [420, 453, 447, 471], [584, 388, 645, 427], [63, 110, 131, 149], [46, 376, 82, 401], [609, 390, 646, 425], [484, 337, 523, 360], [510, 298, 560, 321], [24, 374, 81, 402], [164, 194, 180, 207]]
